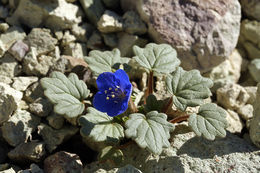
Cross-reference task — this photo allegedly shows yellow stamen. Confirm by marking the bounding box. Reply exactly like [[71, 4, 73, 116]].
[[116, 86, 120, 88], [111, 94, 115, 98], [106, 97, 109, 100], [104, 90, 107, 94], [115, 88, 118, 91], [109, 87, 112, 90]]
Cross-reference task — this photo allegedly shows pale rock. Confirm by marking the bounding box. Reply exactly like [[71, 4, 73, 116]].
[[17, 100, 29, 110], [102, 33, 118, 48], [0, 23, 9, 33], [63, 43, 87, 59], [29, 98, 52, 117], [44, 151, 83, 173], [22, 47, 54, 76], [216, 83, 250, 110], [239, 20, 260, 60], [237, 104, 254, 121], [248, 59, 260, 82], [0, 93, 17, 125], [79, 0, 105, 25], [123, 11, 147, 35], [245, 86, 257, 105], [86, 31, 104, 50], [0, 75, 12, 84], [0, 168, 16, 173], [12, 76, 38, 91], [226, 109, 244, 133], [49, 55, 69, 74], [0, 54, 22, 78], [0, 82, 23, 105], [208, 49, 242, 84], [8, 141, 46, 163], [136, 0, 241, 72], [61, 31, 76, 47], [46, 113, 65, 130], [0, 26, 26, 57], [24, 82, 44, 103], [117, 32, 147, 56], [71, 23, 94, 43], [95, 165, 142, 173], [97, 10, 123, 33], [54, 31, 63, 41], [8, 40, 29, 61], [26, 28, 57, 55], [240, 0, 260, 21], [37, 124, 78, 152], [2, 109, 41, 147], [7, 0, 80, 30]]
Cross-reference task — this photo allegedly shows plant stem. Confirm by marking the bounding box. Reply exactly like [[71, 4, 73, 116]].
[[144, 71, 154, 104], [169, 115, 189, 124]]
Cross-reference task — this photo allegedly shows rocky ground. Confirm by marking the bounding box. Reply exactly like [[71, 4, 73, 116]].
[[1, 0, 260, 172]]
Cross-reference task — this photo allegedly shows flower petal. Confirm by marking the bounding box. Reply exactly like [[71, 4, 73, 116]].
[[114, 69, 131, 89], [96, 72, 119, 91], [93, 91, 107, 113]]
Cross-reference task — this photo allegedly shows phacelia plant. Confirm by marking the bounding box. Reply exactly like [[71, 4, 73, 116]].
[[40, 43, 228, 163]]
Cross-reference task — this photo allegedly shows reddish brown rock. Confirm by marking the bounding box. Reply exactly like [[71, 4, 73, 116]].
[[136, 0, 241, 72], [44, 151, 83, 173]]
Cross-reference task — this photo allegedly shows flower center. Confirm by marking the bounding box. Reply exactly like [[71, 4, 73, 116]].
[[104, 85, 126, 103]]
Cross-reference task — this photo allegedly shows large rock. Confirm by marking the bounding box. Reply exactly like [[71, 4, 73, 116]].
[[238, 20, 260, 60], [8, 141, 46, 163], [12, 76, 38, 91], [240, 0, 260, 21], [8, 40, 29, 61], [0, 26, 26, 57], [97, 10, 123, 33], [248, 59, 260, 82], [0, 82, 23, 106], [6, 0, 80, 30], [85, 123, 260, 172], [226, 109, 244, 133], [2, 109, 41, 147], [44, 151, 83, 173], [136, 0, 241, 72], [250, 83, 260, 148]]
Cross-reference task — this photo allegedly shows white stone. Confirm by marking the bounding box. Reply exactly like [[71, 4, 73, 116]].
[[63, 43, 87, 59], [237, 104, 254, 120], [226, 109, 244, 133], [12, 76, 38, 91], [217, 83, 250, 110], [0, 82, 23, 105], [245, 86, 257, 104], [8, 40, 29, 61], [97, 10, 123, 33]]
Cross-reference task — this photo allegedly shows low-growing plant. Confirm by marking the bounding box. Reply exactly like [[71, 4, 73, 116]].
[[41, 43, 228, 163]]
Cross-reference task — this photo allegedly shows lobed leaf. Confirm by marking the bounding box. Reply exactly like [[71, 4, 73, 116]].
[[84, 48, 122, 76], [188, 103, 228, 140], [133, 43, 180, 74], [41, 71, 89, 118], [166, 67, 213, 111], [79, 107, 124, 144], [125, 111, 175, 155]]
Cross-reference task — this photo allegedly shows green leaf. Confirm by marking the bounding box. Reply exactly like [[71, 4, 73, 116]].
[[125, 111, 175, 155], [41, 71, 89, 118], [133, 43, 180, 74], [98, 146, 124, 165], [144, 94, 164, 113], [166, 67, 213, 111], [79, 107, 124, 144], [84, 48, 122, 75], [188, 103, 228, 140]]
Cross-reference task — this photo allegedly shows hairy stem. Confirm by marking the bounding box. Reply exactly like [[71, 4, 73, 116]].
[[169, 115, 190, 124], [144, 71, 154, 104]]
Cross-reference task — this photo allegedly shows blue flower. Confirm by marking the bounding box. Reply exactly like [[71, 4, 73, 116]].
[[93, 69, 132, 117]]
